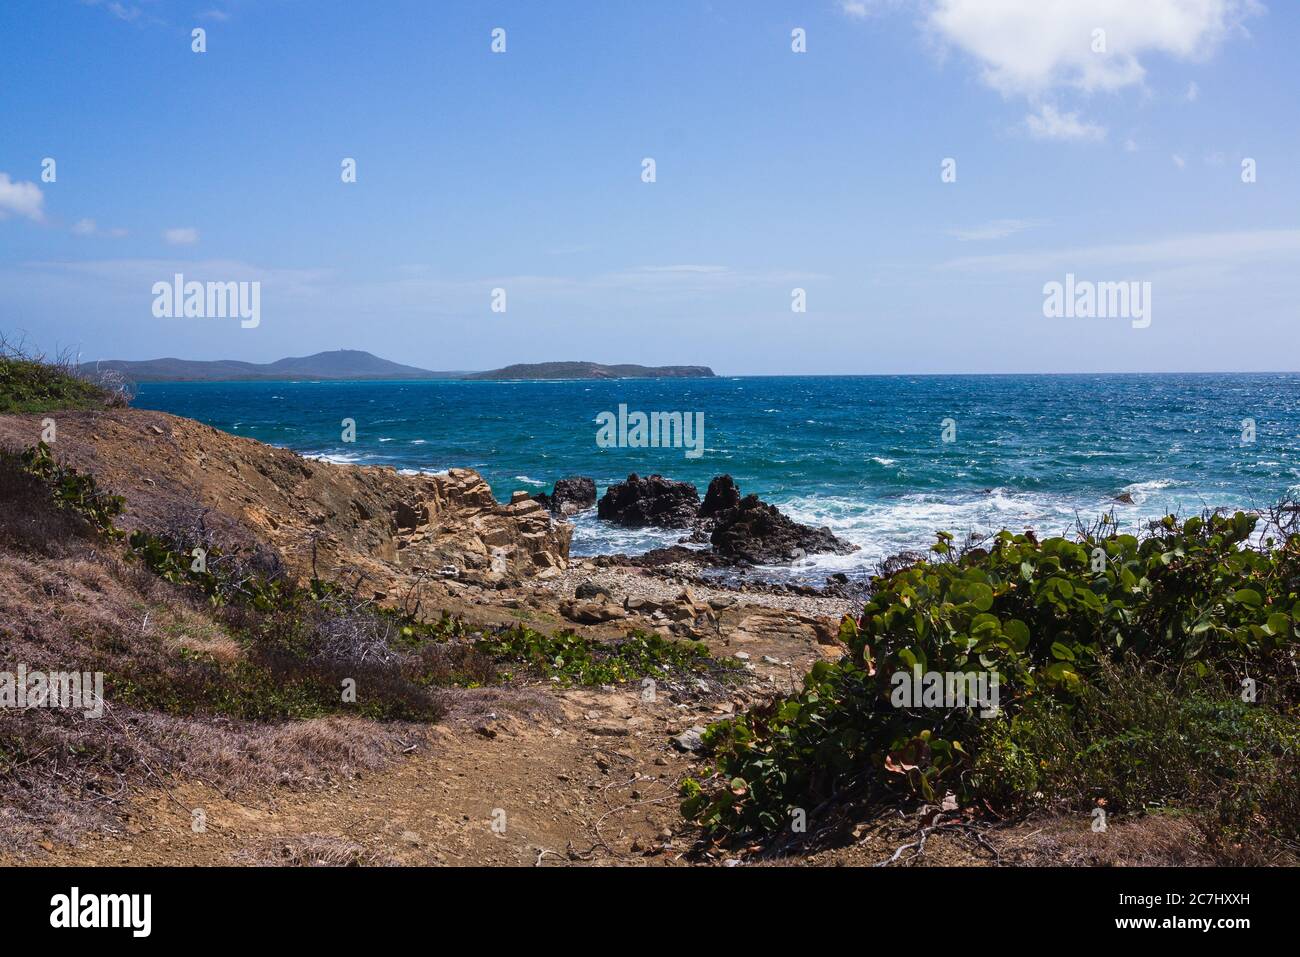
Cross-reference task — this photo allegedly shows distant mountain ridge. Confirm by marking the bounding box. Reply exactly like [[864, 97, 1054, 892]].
[[463, 361, 715, 380], [81, 352, 716, 383], [81, 351, 459, 382]]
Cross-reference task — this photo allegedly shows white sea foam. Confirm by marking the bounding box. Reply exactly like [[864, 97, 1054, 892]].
[[305, 451, 369, 466], [1118, 478, 1186, 504]]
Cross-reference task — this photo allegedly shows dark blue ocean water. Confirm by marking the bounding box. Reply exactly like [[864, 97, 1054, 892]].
[[133, 375, 1300, 580]]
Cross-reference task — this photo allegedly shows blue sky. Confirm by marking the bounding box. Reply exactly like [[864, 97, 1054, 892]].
[[1, 0, 1296, 374]]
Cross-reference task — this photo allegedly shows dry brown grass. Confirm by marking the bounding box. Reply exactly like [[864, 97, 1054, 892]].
[[986, 811, 1296, 867], [234, 834, 400, 867], [0, 476, 428, 855]]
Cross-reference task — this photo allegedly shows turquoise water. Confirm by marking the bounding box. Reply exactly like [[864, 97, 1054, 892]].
[[133, 375, 1300, 580]]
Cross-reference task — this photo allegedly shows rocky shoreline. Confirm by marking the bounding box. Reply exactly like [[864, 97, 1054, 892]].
[[0, 409, 862, 652]]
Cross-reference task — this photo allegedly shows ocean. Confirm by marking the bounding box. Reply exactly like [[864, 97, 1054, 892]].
[[133, 374, 1300, 582]]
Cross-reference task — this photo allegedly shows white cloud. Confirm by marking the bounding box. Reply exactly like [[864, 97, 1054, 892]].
[[924, 0, 1260, 97], [1172, 153, 1187, 168], [0, 173, 45, 222], [163, 227, 199, 246], [1025, 103, 1106, 141], [946, 218, 1039, 241], [913, 1, 1259, 142], [1186, 80, 1201, 101]]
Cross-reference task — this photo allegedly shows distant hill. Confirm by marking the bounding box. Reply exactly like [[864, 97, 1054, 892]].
[[80, 350, 457, 383], [79, 352, 716, 383], [463, 362, 715, 381]]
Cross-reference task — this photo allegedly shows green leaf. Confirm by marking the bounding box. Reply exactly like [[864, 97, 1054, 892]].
[[1049, 641, 1076, 662], [1232, 588, 1263, 608], [1265, 613, 1291, 636], [1002, 619, 1030, 651]]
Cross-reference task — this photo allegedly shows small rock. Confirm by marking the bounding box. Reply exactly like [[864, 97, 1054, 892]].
[[671, 726, 706, 752], [575, 581, 611, 601]]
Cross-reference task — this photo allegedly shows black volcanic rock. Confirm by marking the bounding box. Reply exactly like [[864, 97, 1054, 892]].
[[597, 473, 700, 528], [535, 476, 596, 516], [700, 474, 741, 518], [710, 493, 856, 564]]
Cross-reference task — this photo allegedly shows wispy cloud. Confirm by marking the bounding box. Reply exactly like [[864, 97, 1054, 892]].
[[946, 219, 1040, 242], [71, 218, 128, 238], [163, 226, 200, 246], [24, 258, 329, 296], [80, 0, 144, 23], [1024, 104, 1105, 142], [939, 229, 1300, 273]]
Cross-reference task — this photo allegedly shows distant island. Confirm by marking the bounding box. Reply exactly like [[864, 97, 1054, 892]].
[[464, 361, 715, 380], [80, 351, 716, 383], [80, 350, 461, 383]]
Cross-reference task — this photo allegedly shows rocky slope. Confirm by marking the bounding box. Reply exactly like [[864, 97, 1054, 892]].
[[0, 409, 572, 602]]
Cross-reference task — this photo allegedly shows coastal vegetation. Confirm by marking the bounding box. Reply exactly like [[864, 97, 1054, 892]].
[[0, 338, 130, 413], [682, 511, 1300, 858]]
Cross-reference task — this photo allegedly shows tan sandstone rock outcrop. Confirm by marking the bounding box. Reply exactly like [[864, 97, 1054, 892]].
[[0, 409, 573, 602]]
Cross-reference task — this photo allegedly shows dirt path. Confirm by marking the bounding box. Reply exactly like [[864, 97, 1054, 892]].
[[8, 681, 732, 867], [5, 671, 1219, 869]]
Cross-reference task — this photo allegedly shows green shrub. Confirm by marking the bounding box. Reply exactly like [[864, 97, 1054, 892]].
[[16, 442, 124, 537], [685, 512, 1300, 839], [0, 353, 124, 413], [974, 657, 1299, 838], [475, 624, 736, 686]]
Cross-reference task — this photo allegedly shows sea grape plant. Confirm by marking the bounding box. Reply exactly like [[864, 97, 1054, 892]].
[[683, 511, 1300, 837]]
